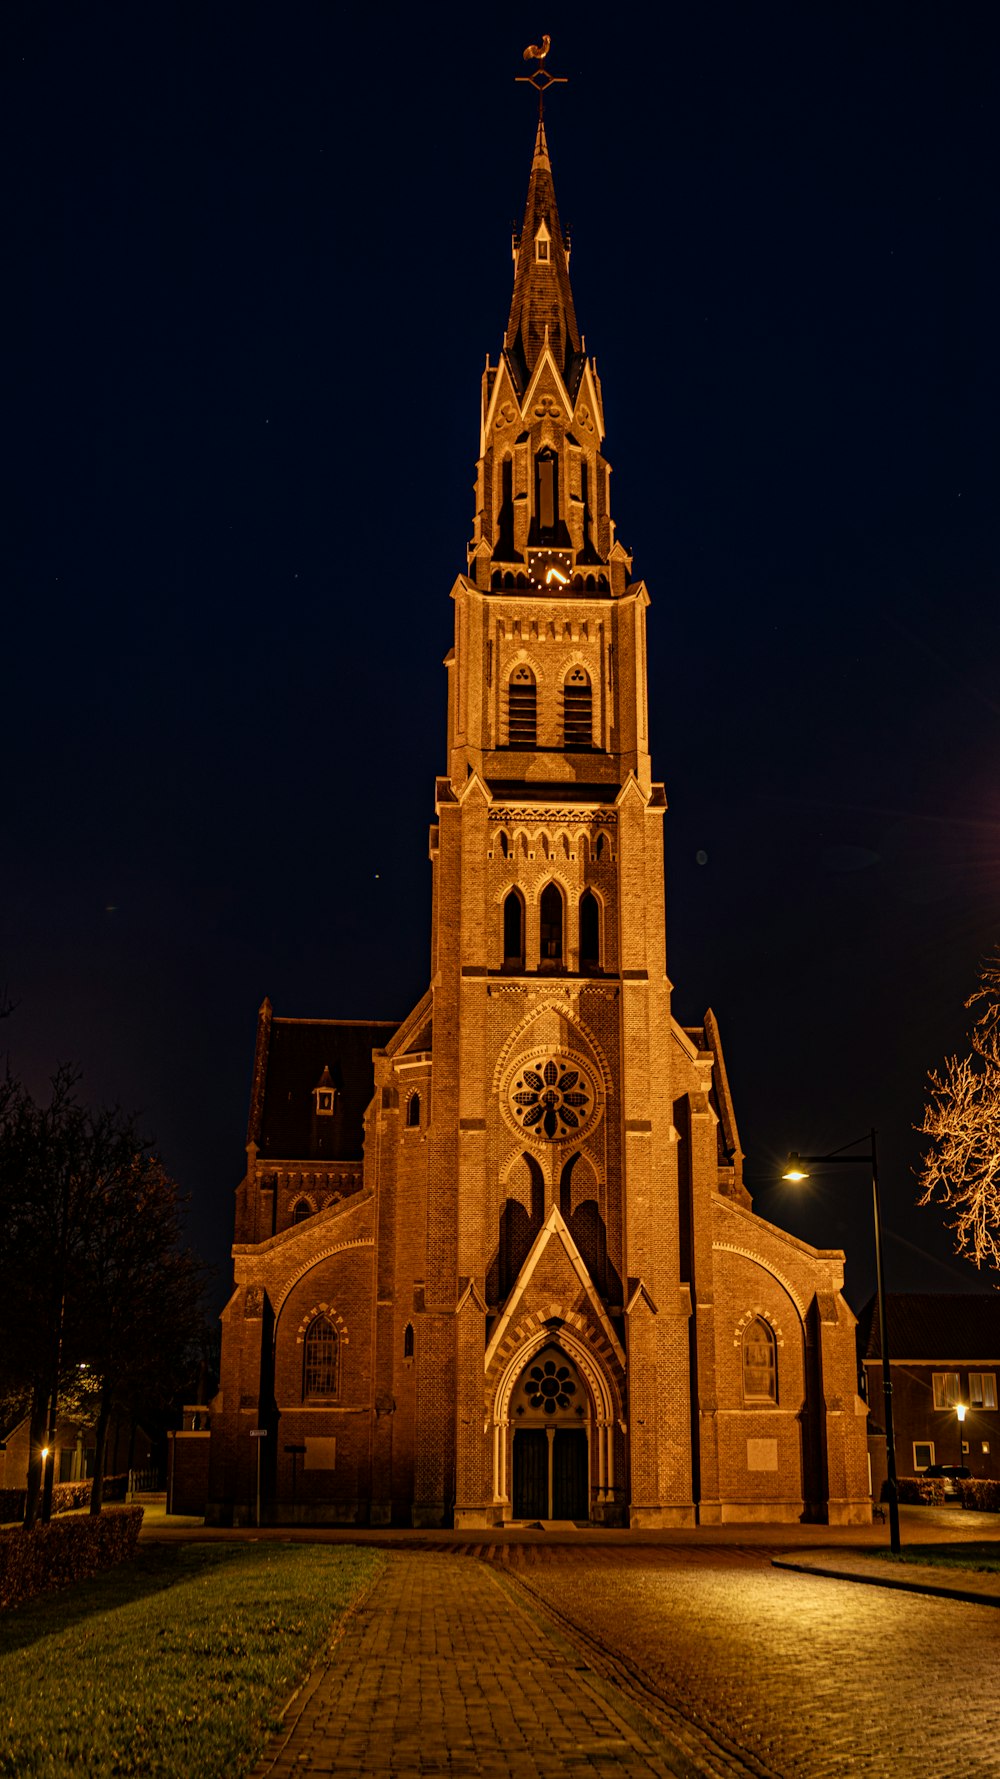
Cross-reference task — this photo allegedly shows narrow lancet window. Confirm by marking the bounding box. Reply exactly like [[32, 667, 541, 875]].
[[303, 1315, 339, 1401], [539, 883, 564, 965], [580, 890, 600, 968], [742, 1318, 777, 1403], [503, 890, 525, 968], [406, 1093, 421, 1128]]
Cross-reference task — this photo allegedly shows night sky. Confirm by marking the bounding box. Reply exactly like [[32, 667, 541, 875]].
[[5, 3, 999, 1318]]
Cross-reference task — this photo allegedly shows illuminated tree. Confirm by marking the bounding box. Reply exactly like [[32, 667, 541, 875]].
[[917, 950, 1000, 1269]]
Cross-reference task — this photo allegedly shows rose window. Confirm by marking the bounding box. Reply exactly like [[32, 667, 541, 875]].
[[508, 1055, 595, 1141], [526, 1359, 578, 1414]]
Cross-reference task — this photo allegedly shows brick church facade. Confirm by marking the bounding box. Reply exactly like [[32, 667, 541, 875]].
[[206, 114, 871, 1529]]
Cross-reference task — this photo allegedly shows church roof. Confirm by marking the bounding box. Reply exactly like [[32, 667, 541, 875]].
[[504, 113, 583, 399], [251, 1015, 398, 1162], [858, 1293, 1000, 1361]]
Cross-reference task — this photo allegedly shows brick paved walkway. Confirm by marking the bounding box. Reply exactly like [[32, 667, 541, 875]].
[[514, 1544, 1000, 1777], [249, 1552, 736, 1779]]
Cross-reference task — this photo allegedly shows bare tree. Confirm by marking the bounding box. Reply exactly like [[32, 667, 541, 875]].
[[917, 950, 1000, 1269], [0, 1071, 207, 1520]]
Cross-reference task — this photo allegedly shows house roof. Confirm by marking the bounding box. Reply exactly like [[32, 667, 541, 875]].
[[858, 1293, 1000, 1362], [249, 1010, 399, 1162]]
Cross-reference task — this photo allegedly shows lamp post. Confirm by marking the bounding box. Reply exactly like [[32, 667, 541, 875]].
[[956, 1402, 967, 1468], [783, 1128, 900, 1555]]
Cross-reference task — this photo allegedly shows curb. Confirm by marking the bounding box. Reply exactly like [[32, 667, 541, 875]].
[[771, 1556, 1000, 1610]]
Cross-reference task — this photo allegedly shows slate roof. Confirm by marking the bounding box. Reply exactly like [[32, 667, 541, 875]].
[[858, 1293, 1000, 1362], [504, 115, 583, 400], [251, 1015, 399, 1162]]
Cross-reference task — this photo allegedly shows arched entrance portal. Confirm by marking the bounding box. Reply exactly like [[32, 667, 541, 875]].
[[509, 1346, 589, 1521]]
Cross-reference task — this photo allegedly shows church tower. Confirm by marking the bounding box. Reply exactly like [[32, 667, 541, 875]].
[[413, 108, 684, 1526], [205, 93, 872, 1532]]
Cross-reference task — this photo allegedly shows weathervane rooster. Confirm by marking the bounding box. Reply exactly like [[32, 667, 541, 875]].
[[522, 35, 551, 63]]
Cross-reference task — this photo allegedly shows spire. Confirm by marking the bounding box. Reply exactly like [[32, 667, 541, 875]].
[[505, 115, 583, 398]]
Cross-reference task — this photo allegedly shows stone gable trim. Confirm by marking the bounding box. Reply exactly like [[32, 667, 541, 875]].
[[488, 807, 617, 825], [712, 1243, 806, 1319], [489, 1315, 624, 1425], [714, 1194, 846, 1277], [272, 1239, 375, 1317], [492, 998, 614, 1095], [484, 1203, 625, 1370]]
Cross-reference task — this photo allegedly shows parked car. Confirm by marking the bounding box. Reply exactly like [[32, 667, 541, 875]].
[[923, 1464, 971, 1499]]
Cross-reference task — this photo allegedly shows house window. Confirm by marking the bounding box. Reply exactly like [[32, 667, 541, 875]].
[[970, 1372, 997, 1409], [406, 1093, 421, 1129], [508, 667, 537, 747], [292, 1199, 312, 1225], [983, 1442, 991, 1455], [913, 1441, 934, 1471], [563, 668, 593, 748], [503, 889, 525, 967], [303, 1315, 339, 1401], [932, 1371, 961, 1409], [742, 1318, 777, 1403], [579, 890, 600, 968], [539, 882, 564, 964]]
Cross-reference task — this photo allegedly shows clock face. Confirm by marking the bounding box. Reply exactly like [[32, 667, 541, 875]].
[[506, 1053, 597, 1142]]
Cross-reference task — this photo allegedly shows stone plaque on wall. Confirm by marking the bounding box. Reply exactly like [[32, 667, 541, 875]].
[[303, 1437, 337, 1470], [746, 1439, 778, 1472]]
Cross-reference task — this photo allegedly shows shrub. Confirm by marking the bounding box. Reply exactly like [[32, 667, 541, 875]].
[[959, 1478, 1000, 1512], [0, 1489, 25, 1524], [0, 1505, 144, 1609], [887, 1476, 946, 1505]]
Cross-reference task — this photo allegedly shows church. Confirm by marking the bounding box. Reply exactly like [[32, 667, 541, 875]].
[[205, 102, 871, 1529]]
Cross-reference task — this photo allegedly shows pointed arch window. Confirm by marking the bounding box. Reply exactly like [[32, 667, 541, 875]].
[[508, 667, 537, 748], [563, 668, 593, 749], [503, 889, 525, 969], [535, 448, 557, 536], [406, 1093, 421, 1129], [303, 1314, 339, 1401], [403, 1322, 415, 1360], [580, 890, 601, 969], [539, 882, 564, 965], [742, 1318, 777, 1404]]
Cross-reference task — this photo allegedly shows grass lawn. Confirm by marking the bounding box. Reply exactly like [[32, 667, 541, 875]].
[[0, 1541, 384, 1778], [870, 1543, 1000, 1574]]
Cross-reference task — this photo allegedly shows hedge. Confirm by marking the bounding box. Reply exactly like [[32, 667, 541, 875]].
[[0, 1473, 129, 1525], [0, 1505, 144, 1609], [885, 1476, 946, 1505], [959, 1478, 1000, 1512]]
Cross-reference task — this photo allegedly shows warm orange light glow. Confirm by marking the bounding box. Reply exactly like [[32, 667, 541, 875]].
[[545, 566, 569, 584], [783, 1153, 809, 1182]]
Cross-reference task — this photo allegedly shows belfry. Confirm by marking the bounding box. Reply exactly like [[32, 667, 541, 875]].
[[206, 87, 872, 1529]]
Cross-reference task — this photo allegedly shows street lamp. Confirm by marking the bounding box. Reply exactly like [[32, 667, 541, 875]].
[[956, 1402, 967, 1468], [782, 1128, 901, 1555]]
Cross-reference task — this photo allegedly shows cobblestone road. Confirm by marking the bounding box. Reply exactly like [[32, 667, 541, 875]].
[[506, 1544, 1000, 1777], [252, 1551, 719, 1778]]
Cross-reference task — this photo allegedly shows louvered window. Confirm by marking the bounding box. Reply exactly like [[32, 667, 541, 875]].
[[508, 668, 537, 747], [563, 669, 592, 748]]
